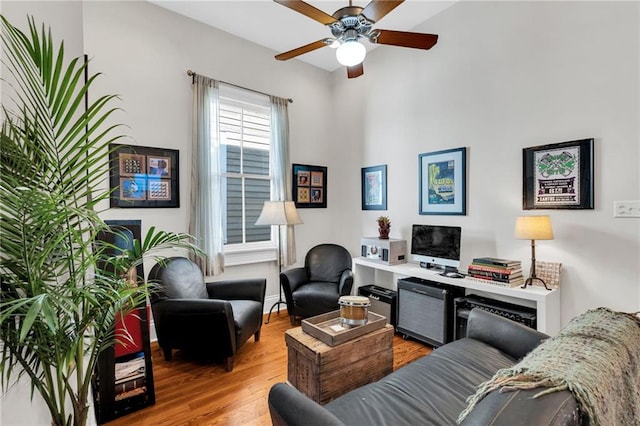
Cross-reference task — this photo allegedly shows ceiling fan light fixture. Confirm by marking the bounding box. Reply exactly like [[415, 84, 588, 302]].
[[336, 40, 366, 66]]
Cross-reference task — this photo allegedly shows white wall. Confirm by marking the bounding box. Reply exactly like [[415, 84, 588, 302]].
[[336, 1, 639, 324], [81, 1, 345, 304], [1, 1, 639, 424]]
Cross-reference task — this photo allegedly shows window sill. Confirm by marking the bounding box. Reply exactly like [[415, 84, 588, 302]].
[[224, 245, 277, 267]]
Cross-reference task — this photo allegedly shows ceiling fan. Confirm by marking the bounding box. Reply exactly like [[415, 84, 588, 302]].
[[274, 0, 439, 79]]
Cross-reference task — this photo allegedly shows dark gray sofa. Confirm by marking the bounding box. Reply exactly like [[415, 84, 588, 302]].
[[268, 309, 581, 426]]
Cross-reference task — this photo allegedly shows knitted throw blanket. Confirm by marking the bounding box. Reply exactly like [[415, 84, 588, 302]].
[[458, 307, 640, 425]]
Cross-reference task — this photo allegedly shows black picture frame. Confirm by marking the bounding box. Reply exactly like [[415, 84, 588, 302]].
[[109, 144, 179, 208], [419, 147, 467, 215], [523, 138, 594, 210], [292, 163, 327, 208], [361, 165, 387, 210]]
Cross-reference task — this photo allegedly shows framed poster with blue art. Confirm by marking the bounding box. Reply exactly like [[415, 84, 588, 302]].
[[109, 144, 179, 208], [419, 147, 467, 215], [361, 165, 387, 210]]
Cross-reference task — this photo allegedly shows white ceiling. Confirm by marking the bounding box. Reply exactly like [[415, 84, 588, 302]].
[[148, 0, 455, 72]]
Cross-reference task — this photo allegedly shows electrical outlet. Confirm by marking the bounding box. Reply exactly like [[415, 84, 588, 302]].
[[614, 200, 640, 218]]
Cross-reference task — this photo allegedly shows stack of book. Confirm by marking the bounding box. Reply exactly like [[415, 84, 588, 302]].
[[467, 257, 524, 287], [114, 352, 147, 401]]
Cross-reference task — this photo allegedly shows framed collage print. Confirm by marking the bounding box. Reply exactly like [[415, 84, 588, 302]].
[[292, 163, 327, 208], [109, 144, 179, 208]]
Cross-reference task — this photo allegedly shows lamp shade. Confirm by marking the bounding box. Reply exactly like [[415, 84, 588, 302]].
[[255, 201, 303, 226], [515, 215, 554, 240], [336, 40, 366, 66]]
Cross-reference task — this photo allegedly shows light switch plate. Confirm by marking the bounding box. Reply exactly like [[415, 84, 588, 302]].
[[614, 200, 640, 218]]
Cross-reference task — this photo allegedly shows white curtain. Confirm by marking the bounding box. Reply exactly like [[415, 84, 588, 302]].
[[190, 74, 224, 276], [270, 96, 297, 267]]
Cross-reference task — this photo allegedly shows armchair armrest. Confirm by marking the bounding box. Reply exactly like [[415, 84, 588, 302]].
[[205, 278, 266, 303], [280, 267, 308, 294], [268, 383, 345, 426], [466, 308, 548, 360], [153, 298, 232, 315], [338, 269, 354, 296]]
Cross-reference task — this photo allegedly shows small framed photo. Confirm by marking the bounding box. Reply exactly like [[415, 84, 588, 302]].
[[297, 187, 310, 203], [297, 171, 310, 186], [523, 138, 594, 210], [361, 165, 387, 210], [293, 163, 327, 208], [109, 144, 179, 208], [419, 147, 467, 215], [310, 188, 324, 203], [148, 156, 171, 177], [118, 153, 146, 176], [310, 171, 324, 187]]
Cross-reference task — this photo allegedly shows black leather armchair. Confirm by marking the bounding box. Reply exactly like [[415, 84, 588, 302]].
[[148, 257, 266, 372], [280, 244, 353, 325]]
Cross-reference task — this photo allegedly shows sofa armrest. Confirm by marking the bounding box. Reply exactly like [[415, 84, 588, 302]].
[[205, 278, 266, 303], [268, 383, 346, 426], [466, 308, 548, 360]]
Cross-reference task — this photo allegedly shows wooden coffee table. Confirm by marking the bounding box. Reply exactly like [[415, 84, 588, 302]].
[[284, 324, 394, 405]]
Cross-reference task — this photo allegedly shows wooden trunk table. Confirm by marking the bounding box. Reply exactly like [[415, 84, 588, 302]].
[[284, 324, 394, 405]]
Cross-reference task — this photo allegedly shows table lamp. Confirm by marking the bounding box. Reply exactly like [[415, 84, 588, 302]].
[[256, 201, 303, 323], [515, 215, 554, 290]]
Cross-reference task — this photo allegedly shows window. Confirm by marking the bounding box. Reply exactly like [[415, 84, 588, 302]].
[[219, 84, 272, 250]]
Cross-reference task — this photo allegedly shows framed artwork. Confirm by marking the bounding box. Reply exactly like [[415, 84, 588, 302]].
[[361, 165, 387, 210], [109, 144, 179, 208], [523, 138, 594, 210], [293, 163, 327, 208], [419, 147, 467, 215]]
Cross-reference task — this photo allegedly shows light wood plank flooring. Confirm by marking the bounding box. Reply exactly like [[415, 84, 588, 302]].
[[105, 311, 432, 426]]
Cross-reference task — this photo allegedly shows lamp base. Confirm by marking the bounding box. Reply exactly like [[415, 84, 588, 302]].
[[521, 276, 552, 291], [265, 299, 287, 324]]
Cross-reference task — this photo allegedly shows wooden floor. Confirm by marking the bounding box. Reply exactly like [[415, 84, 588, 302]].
[[105, 311, 432, 426]]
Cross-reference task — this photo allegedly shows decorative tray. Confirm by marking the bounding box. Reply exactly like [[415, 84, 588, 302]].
[[301, 310, 387, 346]]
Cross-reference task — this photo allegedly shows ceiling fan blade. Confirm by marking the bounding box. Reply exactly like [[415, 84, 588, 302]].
[[371, 29, 438, 50], [275, 39, 330, 61], [361, 0, 404, 23], [274, 0, 337, 26], [347, 63, 364, 79]]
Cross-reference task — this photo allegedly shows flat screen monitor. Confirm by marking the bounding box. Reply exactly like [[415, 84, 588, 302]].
[[410, 224, 461, 271]]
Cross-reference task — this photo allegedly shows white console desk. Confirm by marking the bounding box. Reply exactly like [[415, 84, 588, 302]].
[[353, 257, 561, 336]]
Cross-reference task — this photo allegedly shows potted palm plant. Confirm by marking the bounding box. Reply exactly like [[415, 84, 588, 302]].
[[0, 16, 201, 426]]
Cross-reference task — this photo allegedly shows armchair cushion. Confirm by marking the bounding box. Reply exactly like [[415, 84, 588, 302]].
[[289, 282, 341, 318]]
